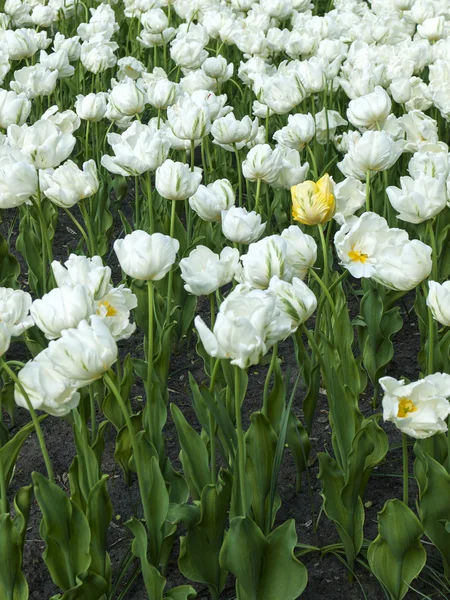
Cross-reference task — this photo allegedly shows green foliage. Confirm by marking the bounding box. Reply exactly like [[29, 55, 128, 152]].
[[368, 499, 426, 600]]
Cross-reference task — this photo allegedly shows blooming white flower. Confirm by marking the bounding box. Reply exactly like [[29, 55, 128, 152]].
[[155, 159, 202, 200], [273, 113, 315, 151], [46, 317, 118, 387], [268, 276, 317, 331], [189, 179, 235, 222], [0, 322, 10, 358], [95, 285, 137, 341], [238, 235, 292, 289], [338, 131, 404, 181], [40, 160, 99, 208], [180, 246, 239, 296], [381, 374, 450, 439], [195, 284, 292, 369], [0, 288, 33, 337], [0, 146, 37, 209], [114, 230, 179, 281], [426, 281, 450, 327], [52, 255, 111, 301], [347, 86, 392, 131], [386, 175, 447, 224], [167, 93, 211, 141], [281, 226, 317, 280], [30, 285, 95, 340], [332, 178, 366, 224], [221, 207, 266, 244], [373, 239, 432, 292], [75, 92, 109, 122], [15, 350, 81, 417], [242, 144, 283, 184]]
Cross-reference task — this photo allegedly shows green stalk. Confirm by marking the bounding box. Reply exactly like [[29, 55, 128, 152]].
[[165, 199, 177, 324], [89, 386, 96, 445], [427, 219, 438, 281], [79, 200, 96, 256], [146, 280, 154, 401], [103, 372, 152, 532], [234, 144, 243, 207], [63, 207, 91, 255], [234, 365, 246, 516], [422, 282, 434, 374], [254, 178, 262, 213], [1, 360, 54, 482], [402, 433, 409, 506], [317, 223, 329, 287], [85, 120, 90, 160], [0, 441, 7, 513], [262, 344, 278, 416], [208, 295, 217, 485], [134, 176, 140, 228], [146, 171, 154, 234], [365, 170, 371, 212], [308, 268, 338, 323]]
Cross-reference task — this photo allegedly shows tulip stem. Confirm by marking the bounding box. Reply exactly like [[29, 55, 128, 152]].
[[1, 360, 54, 483], [63, 208, 91, 255], [309, 268, 337, 323], [365, 170, 371, 212], [263, 344, 278, 417], [233, 144, 243, 207], [165, 199, 177, 324], [104, 372, 152, 539], [134, 176, 140, 228], [190, 139, 195, 172], [208, 297, 217, 485], [89, 386, 96, 444], [402, 433, 409, 506], [146, 171, 154, 234], [147, 280, 154, 402], [234, 365, 246, 516], [254, 178, 262, 213], [427, 219, 438, 281], [317, 223, 329, 287], [422, 282, 434, 374]]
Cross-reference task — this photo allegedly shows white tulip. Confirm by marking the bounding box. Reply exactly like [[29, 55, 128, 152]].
[[268, 276, 317, 331], [189, 179, 235, 222], [0, 288, 33, 337], [180, 246, 239, 296], [52, 255, 111, 301], [40, 160, 99, 208], [95, 285, 137, 341], [281, 226, 317, 280], [46, 317, 118, 387], [155, 159, 202, 200], [30, 285, 95, 340], [114, 230, 179, 281], [426, 281, 450, 327], [381, 374, 450, 439], [221, 206, 266, 244]]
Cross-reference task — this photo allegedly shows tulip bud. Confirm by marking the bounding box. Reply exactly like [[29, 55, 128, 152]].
[[0, 322, 11, 358], [221, 206, 266, 244], [114, 230, 179, 281], [189, 179, 235, 222], [46, 317, 118, 388], [155, 159, 202, 200], [0, 288, 33, 336], [15, 350, 81, 417], [30, 285, 96, 340], [426, 281, 450, 327], [291, 173, 335, 226], [180, 246, 239, 296], [75, 92, 108, 122]]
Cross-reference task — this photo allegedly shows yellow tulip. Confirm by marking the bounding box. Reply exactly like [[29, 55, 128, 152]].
[[291, 173, 335, 225]]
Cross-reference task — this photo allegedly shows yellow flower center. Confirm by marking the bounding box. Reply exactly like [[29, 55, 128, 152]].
[[348, 247, 368, 263], [97, 300, 117, 317], [397, 397, 417, 418]]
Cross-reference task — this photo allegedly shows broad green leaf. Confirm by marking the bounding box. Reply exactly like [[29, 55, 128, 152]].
[[368, 499, 426, 600], [33, 473, 91, 591], [126, 517, 165, 600]]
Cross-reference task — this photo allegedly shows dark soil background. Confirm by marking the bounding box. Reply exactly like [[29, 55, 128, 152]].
[[0, 201, 439, 600]]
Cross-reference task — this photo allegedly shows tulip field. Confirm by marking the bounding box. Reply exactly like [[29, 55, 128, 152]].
[[4, 0, 450, 598]]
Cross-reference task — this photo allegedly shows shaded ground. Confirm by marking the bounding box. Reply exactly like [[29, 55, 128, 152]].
[[1, 206, 439, 600]]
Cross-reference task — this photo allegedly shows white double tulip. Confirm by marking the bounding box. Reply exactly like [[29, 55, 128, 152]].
[[189, 179, 235, 222], [46, 317, 117, 387], [155, 159, 202, 200], [30, 285, 95, 340], [52, 254, 111, 301], [221, 207, 266, 244], [195, 284, 292, 369], [75, 92, 109, 122], [114, 230, 179, 281], [180, 246, 239, 296], [15, 350, 81, 417], [268, 276, 317, 331], [8, 120, 75, 169], [0, 288, 33, 337], [386, 175, 447, 224], [40, 160, 99, 208], [0, 146, 37, 209], [381, 374, 450, 439], [426, 281, 450, 327]]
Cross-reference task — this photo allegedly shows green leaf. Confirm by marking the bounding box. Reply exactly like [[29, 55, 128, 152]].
[[368, 499, 426, 600], [245, 412, 277, 533], [33, 473, 91, 591], [171, 403, 210, 500], [414, 447, 450, 578], [49, 571, 108, 600], [1, 415, 47, 491], [179, 471, 232, 598], [87, 476, 112, 586], [0, 232, 20, 288], [164, 586, 197, 600], [126, 517, 165, 600]]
